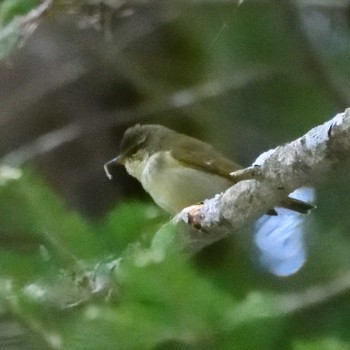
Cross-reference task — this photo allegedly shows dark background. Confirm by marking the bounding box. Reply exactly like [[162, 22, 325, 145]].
[[1, 1, 348, 218], [1, 1, 350, 349]]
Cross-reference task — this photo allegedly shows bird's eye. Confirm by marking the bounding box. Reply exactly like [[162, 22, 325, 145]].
[[124, 135, 146, 158], [126, 145, 139, 157]]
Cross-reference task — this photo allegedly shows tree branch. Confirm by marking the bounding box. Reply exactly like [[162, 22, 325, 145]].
[[172, 108, 350, 253]]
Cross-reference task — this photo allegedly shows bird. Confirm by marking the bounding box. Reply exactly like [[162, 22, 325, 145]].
[[104, 124, 313, 215], [104, 124, 315, 276]]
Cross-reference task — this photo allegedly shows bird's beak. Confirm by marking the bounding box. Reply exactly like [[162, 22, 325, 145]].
[[104, 156, 123, 180]]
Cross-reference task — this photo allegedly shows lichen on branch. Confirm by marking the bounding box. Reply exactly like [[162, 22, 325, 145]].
[[172, 108, 350, 252]]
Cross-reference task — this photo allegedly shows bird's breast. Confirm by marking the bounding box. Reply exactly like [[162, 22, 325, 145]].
[[141, 151, 233, 214]]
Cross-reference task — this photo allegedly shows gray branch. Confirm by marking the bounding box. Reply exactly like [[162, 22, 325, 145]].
[[171, 108, 350, 252]]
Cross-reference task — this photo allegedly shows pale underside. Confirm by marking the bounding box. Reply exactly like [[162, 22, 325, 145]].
[[125, 151, 233, 214]]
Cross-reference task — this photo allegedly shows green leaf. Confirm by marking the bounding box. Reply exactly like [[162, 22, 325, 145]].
[[0, 169, 104, 279], [0, 0, 39, 59], [0, 0, 37, 25], [294, 338, 350, 350], [97, 201, 166, 255]]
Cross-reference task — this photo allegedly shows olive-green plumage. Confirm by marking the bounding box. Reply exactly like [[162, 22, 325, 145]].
[[105, 124, 313, 215]]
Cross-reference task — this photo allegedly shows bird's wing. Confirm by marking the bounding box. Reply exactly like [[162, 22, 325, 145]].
[[171, 137, 241, 181]]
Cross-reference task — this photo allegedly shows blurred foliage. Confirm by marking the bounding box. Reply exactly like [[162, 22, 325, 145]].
[[0, 168, 350, 349], [1, 0, 350, 349], [0, 0, 37, 25], [0, 169, 280, 349], [0, 0, 37, 59]]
